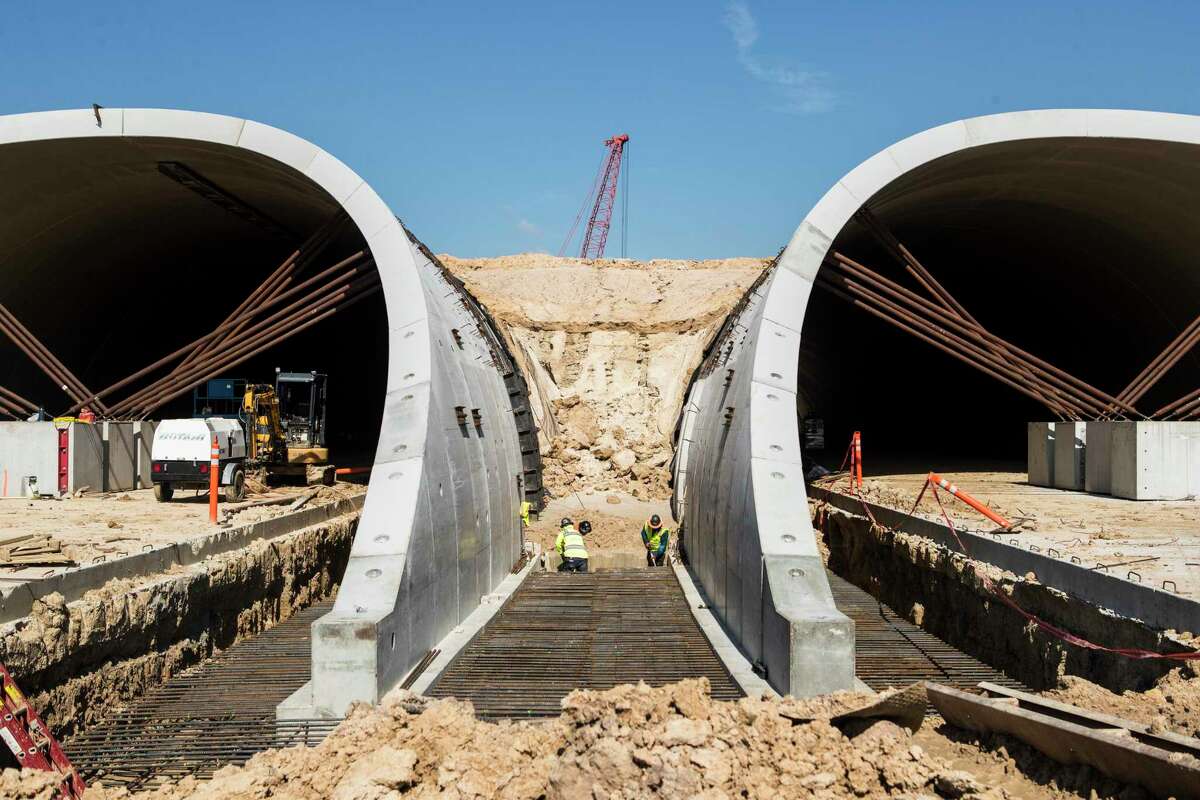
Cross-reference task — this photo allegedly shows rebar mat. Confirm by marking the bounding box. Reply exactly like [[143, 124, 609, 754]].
[[428, 568, 744, 718], [826, 570, 1027, 695], [66, 600, 339, 790]]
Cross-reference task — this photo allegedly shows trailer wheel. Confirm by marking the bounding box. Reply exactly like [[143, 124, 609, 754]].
[[225, 467, 246, 503], [154, 483, 173, 502]]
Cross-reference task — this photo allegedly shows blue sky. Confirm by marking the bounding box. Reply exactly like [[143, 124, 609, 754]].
[[4, 1, 1199, 258]]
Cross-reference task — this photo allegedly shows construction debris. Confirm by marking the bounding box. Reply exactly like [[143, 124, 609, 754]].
[[72, 679, 1012, 799], [0, 534, 74, 567]]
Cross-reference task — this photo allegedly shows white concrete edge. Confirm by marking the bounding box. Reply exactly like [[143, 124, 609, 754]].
[[671, 561, 777, 699], [406, 556, 541, 696]]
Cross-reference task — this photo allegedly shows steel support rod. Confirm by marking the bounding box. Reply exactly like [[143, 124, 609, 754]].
[[829, 265, 1089, 417], [0, 385, 36, 415], [1114, 314, 1200, 406], [64, 252, 369, 416], [118, 275, 380, 417], [854, 209, 1072, 415], [171, 212, 347, 376], [823, 272, 1082, 418], [196, 217, 343, 366], [828, 252, 1136, 416], [109, 254, 371, 416], [0, 393, 24, 419], [814, 278, 1060, 410], [1114, 317, 1200, 412], [111, 272, 375, 418], [0, 307, 86, 407], [135, 282, 381, 418], [1154, 386, 1200, 419], [0, 305, 109, 413]]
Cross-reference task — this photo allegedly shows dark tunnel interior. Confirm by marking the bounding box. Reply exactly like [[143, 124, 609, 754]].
[[0, 136, 388, 466], [799, 137, 1200, 472]]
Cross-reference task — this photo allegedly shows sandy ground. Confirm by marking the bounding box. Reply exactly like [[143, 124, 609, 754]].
[[524, 491, 673, 555], [0, 483, 365, 591], [442, 253, 766, 501], [821, 468, 1200, 600]]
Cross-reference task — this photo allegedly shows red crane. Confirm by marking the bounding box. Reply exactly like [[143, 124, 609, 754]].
[[559, 133, 630, 259]]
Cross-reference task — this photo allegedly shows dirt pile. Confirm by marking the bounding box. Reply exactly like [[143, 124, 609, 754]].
[[1046, 666, 1200, 737], [525, 508, 650, 554], [441, 254, 766, 500], [0, 769, 61, 800], [80, 678, 1005, 799]]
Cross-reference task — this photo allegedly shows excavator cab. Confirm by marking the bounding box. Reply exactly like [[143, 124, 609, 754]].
[[275, 370, 328, 467]]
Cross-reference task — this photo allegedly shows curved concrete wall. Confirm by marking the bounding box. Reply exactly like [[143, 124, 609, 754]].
[[674, 109, 1200, 696], [0, 109, 525, 716]]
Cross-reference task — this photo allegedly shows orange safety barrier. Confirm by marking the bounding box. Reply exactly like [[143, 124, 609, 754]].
[[209, 435, 220, 523], [335, 467, 371, 475], [926, 471, 1011, 529], [852, 431, 863, 488]]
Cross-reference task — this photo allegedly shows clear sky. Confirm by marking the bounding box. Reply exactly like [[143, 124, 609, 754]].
[[4, 1, 1199, 258]]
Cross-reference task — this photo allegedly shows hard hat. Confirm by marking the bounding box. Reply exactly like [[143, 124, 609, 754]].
[[650, 514, 662, 527], [579, 521, 592, 534], [560, 517, 573, 527]]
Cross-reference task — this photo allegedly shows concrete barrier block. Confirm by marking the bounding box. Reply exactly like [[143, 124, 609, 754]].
[[1026, 422, 1056, 486], [761, 555, 854, 696], [1111, 421, 1200, 500], [1053, 422, 1086, 491], [1084, 421, 1114, 495]]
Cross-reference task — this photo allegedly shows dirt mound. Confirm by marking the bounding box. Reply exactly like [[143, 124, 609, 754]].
[[525, 508, 652, 554], [1046, 666, 1200, 737], [0, 769, 61, 800], [441, 254, 766, 500], [78, 679, 1003, 799]]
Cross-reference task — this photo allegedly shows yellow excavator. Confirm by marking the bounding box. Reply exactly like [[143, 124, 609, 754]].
[[242, 371, 334, 484]]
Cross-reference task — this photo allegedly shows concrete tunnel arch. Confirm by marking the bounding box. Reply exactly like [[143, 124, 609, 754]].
[[0, 108, 538, 717], [672, 109, 1200, 697]]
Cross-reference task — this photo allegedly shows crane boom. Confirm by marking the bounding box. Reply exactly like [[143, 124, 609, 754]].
[[578, 134, 629, 259]]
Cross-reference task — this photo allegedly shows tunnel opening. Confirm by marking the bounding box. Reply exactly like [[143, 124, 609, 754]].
[[798, 136, 1200, 472], [0, 135, 388, 466]]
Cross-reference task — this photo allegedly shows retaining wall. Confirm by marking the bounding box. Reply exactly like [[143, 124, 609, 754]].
[[673, 266, 855, 697]]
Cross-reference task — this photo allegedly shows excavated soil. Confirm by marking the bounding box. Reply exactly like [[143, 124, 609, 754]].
[[441, 254, 766, 500], [0, 510, 357, 737], [815, 502, 1194, 693], [75, 679, 1020, 799], [1045, 667, 1200, 738]]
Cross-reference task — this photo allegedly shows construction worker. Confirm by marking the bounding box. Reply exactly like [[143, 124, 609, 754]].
[[641, 514, 670, 567], [555, 517, 589, 573], [520, 500, 532, 528]]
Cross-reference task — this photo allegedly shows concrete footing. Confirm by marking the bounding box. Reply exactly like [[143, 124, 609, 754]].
[[0, 420, 155, 497], [1053, 422, 1087, 491], [1084, 421, 1113, 495], [1110, 421, 1200, 500], [1026, 422, 1056, 487], [1033, 420, 1200, 500]]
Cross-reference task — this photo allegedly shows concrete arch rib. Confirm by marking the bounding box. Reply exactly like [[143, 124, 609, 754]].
[[676, 108, 1200, 698], [0, 108, 525, 718]]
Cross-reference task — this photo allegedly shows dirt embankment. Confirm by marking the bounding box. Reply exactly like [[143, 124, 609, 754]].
[[0, 511, 356, 737], [441, 254, 766, 501], [76, 679, 1016, 800]]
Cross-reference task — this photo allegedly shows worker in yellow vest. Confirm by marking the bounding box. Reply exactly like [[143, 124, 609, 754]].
[[555, 517, 589, 573], [520, 500, 532, 528], [641, 514, 670, 566]]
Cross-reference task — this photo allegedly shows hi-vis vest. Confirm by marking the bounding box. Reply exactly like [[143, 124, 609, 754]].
[[642, 522, 668, 551], [557, 526, 588, 559]]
